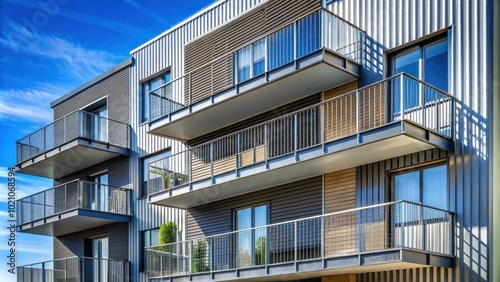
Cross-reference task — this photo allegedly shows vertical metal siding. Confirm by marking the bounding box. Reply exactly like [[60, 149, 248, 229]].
[[129, 1, 267, 281], [327, 0, 492, 281]]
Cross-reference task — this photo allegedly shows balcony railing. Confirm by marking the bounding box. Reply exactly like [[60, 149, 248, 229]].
[[146, 201, 454, 278], [16, 110, 130, 164], [17, 180, 131, 226], [148, 73, 454, 195], [148, 8, 363, 122], [17, 257, 130, 282]]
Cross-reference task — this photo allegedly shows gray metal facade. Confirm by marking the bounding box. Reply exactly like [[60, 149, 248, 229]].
[[127, 0, 497, 281]]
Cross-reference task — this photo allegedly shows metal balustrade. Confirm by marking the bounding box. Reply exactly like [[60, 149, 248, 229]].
[[148, 73, 454, 195], [148, 8, 363, 122], [17, 257, 130, 282], [16, 110, 130, 164], [146, 201, 454, 278], [17, 180, 131, 225]]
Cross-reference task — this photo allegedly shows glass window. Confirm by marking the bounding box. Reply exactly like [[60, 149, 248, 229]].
[[141, 150, 171, 197], [253, 39, 266, 77], [235, 204, 268, 267], [391, 38, 448, 114], [392, 163, 448, 210], [141, 229, 160, 272], [237, 46, 251, 83], [141, 72, 171, 122], [267, 25, 294, 71]]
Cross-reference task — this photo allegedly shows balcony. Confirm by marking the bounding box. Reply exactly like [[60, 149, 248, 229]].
[[148, 9, 362, 140], [148, 74, 454, 208], [17, 257, 130, 282], [17, 180, 131, 236], [146, 201, 454, 281], [16, 111, 130, 179]]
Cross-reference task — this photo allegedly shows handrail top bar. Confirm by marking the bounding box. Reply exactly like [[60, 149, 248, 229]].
[[16, 109, 129, 145], [146, 200, 454, 250], [17, 256, 128, 268], [16, 179, 131, 202], [148, 72, 454, 164], [147, 8, 364, 95]]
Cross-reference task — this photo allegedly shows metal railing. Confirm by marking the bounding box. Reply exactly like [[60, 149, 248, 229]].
[[17, 257, 130, 282], [17, 180, 131, 225], [146, 201, 454, 278], [148, 73, 454, 195], [148, 8, 363, 122], [16, 110, 130, 164]]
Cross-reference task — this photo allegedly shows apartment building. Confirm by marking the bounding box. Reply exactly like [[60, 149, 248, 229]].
[[15, 0, 499, 282]]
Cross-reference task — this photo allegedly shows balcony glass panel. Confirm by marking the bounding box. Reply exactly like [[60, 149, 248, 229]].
[[15, 111, 130, 164], [146, 201, 454, 279], [17, 180, 131, 226]]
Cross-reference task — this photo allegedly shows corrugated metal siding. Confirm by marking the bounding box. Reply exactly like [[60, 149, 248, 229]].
[[187, 176, 322, 239], [53, 67, 130, 125], [357, 267, 453, 282], [188, 93, 321, 146], [327, 1, 492, 280]]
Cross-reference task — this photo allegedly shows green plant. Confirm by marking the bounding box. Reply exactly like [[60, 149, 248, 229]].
[[150, 169, 189, 190], [254, 236, 267, 265], [159, 221, 181, 252], [191, 241, 210, 273]]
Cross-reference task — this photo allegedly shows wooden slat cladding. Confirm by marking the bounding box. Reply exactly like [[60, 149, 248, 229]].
[[358, 82, 386, 132], [188, 93, 321, 146], [323, 82, 359, 142], [324, 168, 357, 257], [322, 274, 356, 282], [324, 168, 356, 213], [184, 0, 321, 104], [187, 176, 322, 239]]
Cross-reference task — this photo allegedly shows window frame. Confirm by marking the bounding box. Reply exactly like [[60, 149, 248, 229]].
[[141, 71, 172, 123], [389, 161, 449, 210], [140, 228, 160, 272], [140, 149, 172, 198]]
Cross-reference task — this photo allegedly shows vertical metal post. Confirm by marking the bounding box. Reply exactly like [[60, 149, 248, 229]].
[[79, 257, 83, 282], [421, 205, 426, 251], [237, 133, 241, 169], [27, 134, 31, 159], [148, 88, 151, 122], [400, 74, 405, 120], [160, 252, 163, 277], [294, 115, 298, 154], [399, 202, 405, 248], [356, 90, 360, 133], [294, 221, 298, 262], [210, 143, 214, 183], [42, 261, 46, 282], [320, 216, 325, 259]]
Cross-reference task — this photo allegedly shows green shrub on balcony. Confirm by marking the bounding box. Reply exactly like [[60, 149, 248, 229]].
[[191, 241, 210, 273]]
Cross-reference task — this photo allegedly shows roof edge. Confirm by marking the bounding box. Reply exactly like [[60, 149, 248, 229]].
[[50, 57, 133, 108]]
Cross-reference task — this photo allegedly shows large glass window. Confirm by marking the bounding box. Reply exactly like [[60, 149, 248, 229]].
[[141, 72, 171, 122], [236, 39, 266, 83], [392, 163, 448, 210], [141, 229, 160, 272], [141, 150, 171, 197], [235, 204, 268, 267], [391, 38, 448, 113]]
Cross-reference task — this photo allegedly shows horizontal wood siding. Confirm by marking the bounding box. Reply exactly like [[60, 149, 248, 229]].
[[187, 176, 322, 239], [184, 0, 321, 104], [322, 274, 356, 282], [323, 82, 359, 141]]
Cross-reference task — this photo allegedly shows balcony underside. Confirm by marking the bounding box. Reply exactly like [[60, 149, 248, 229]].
[[17, 209, 130, 236], [149, 121, 452, 208], [153, 249, 452, 282], [149, 49, 359, 141], [16, 138, 130, 179]]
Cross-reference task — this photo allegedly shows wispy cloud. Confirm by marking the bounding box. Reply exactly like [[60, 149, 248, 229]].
[[0, 88, 57, 124], [124, 0, 168, 25], [0, 22, 123, 80]]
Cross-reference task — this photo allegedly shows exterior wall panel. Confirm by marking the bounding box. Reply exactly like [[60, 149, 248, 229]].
[[187, 176, 322, 239]]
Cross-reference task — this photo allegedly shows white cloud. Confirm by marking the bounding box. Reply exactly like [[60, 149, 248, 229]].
[[0, 88, 56, 124], [0, 22, 124, 80]]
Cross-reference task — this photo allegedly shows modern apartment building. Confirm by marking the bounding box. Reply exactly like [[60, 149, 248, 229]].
[[15, 0, 499, 282]]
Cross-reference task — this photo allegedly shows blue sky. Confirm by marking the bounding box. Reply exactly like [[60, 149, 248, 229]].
[[0, 0, 214, 280]]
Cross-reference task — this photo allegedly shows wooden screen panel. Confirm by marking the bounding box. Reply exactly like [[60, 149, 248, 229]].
[[322, 274, 356, 282], [323, 81, 359, 142], [358, 82, 386, 132], [324, 168, 356, 257]]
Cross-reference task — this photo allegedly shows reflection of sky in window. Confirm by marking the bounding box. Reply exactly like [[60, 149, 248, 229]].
[[394, 49, 419, 77], [425, 41, 448, 92], [254, 205, 267, 227], [394, 171, 420, 203], [423, 165, 448, 209]]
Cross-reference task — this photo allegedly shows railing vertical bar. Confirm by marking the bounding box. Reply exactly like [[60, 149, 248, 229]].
[[356, 90, 360, 133], [400, 74, 405, 121]]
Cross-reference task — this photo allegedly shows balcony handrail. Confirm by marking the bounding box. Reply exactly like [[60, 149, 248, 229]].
[[147, 200, 453, 249], [147, 8, 365, 122], [16, 179, 131, 203], [17, 256, 129, 268], [148, 73, 455, 196], [147, 7, 364, 97], [16, 110, 129, 145]]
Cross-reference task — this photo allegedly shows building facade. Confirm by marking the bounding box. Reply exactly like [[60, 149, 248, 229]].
[[15, 0, 499, 282]]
